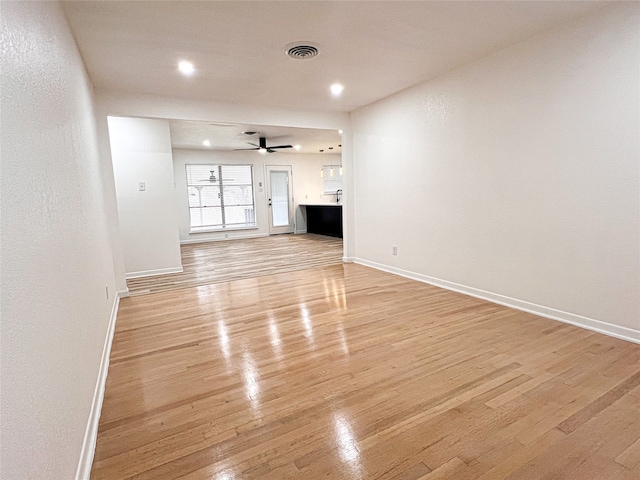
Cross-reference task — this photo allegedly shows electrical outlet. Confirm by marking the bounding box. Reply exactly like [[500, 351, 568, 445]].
[[392, 245, 398, 255]]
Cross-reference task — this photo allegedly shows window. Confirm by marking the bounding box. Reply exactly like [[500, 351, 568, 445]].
[[322, 165, 342, 193], [186, 164, 256, 231]]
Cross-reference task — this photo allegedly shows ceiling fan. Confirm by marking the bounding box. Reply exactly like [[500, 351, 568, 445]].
[[235, 136, 292, 153]]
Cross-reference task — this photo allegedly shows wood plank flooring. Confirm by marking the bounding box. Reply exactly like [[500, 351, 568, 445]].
[[126, 234, 343, 296], [93, 263, 640, 479]]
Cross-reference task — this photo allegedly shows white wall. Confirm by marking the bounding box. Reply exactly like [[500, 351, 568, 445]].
[[94, 91, 354, 257], [94, 113, 128, 292], [95, 90, 350, 134], [351, 3, 639, 339], [173, 149, 339, 242], [108, 117, 183, 277], [0, 2, 119, 478]]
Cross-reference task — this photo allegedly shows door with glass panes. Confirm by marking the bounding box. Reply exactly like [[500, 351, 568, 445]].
[[266, 165, 294, 235]]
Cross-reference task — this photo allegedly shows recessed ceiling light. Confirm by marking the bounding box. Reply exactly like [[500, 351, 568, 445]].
[[338, 129, 343, 134], [178, 60, 195, 76], [330, 83, 344, 96], [294, 145, 301, 150], [202, 140, 211, 147]]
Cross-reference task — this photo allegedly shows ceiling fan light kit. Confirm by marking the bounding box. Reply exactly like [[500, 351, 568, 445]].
[[235, 137, 293, 154]]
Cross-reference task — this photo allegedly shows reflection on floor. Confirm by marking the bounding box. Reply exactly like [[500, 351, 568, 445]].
[[94, 263, 640, 479], [126, 233, 343, 296]]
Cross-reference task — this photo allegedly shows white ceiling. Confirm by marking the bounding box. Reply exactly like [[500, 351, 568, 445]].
[[169, 120, 342, 154], [62, 1, 609, 114]]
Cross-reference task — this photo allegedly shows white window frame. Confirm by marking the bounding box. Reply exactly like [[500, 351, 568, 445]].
[[186, 164, 257, 233]]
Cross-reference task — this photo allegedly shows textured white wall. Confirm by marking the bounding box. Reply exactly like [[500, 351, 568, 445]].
[[351, 3, 639, 334], [172, 149, 338, 242], [0, 2, 119, 478], [94, 112, 128, 293], [108, 117, 182, 277]]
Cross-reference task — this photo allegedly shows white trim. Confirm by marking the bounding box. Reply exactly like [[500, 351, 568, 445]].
[[353, 258, 640, 345], [75, 290, 125, 480], [295, 229, 307, 234], [180, 232, 269, 245], [189, 225, 258, 234], [125, 266, 183, 279], [342, 256, 355, 263]]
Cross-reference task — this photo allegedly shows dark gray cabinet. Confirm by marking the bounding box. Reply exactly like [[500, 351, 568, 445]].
[[305, 205, 342, 238]]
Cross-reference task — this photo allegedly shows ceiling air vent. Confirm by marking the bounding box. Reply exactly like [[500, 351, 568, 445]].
[[285, 42, 320, 60]]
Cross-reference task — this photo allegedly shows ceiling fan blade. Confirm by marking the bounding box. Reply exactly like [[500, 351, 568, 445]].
[[267, 149, 276, 153], [267, 145, 293, 149], [234, 141, 261, 151]]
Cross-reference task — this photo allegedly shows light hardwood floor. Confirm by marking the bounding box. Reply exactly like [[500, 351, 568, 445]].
[[126, 234, 343, 296], [93, 263, 640, 479]]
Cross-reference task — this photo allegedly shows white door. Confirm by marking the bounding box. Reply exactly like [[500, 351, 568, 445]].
[[266, 165, 294, 235]]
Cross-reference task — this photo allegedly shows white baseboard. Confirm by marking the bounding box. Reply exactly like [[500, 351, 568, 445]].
[[180, 233, 268, 245], [353, 258, 640, 345], [75, 290, 124, 480], [295, 229, 308, 234], [342, 256, 355, 263], [125, 266, 183, 279]]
